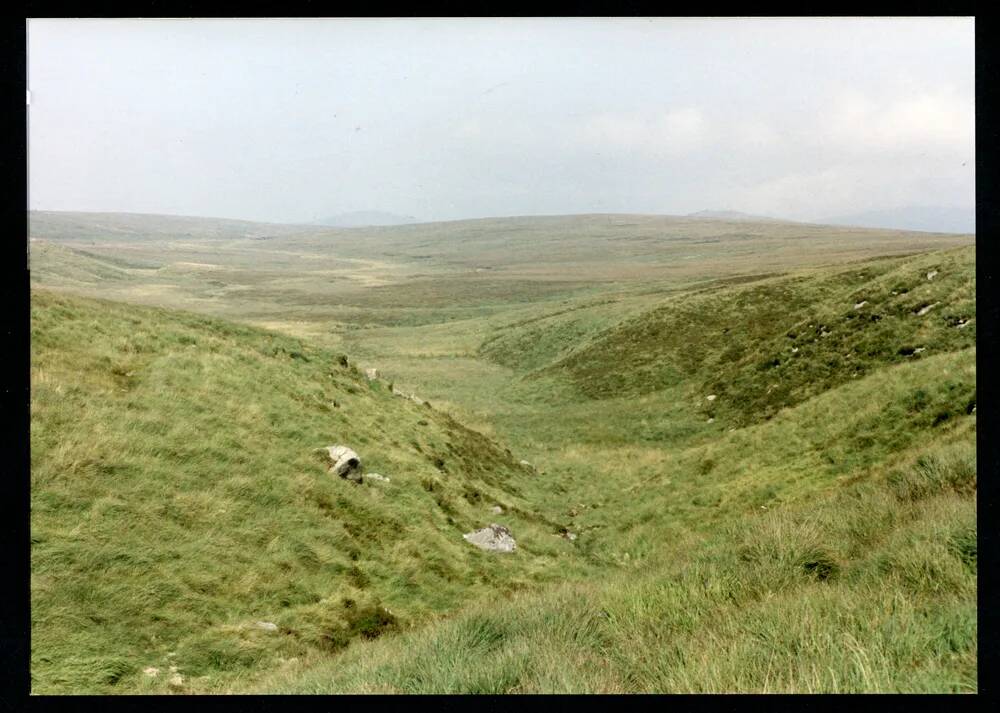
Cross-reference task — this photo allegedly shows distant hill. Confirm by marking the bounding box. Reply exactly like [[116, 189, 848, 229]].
[[818, 206, 975, 234], [313, 211, 420, 228], [29, 210, 310, 243], [686, 209, 790, 222]]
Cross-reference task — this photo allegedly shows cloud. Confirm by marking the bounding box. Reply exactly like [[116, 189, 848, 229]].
[[821, 89, 973, 155], [574, 107, 710, 155]]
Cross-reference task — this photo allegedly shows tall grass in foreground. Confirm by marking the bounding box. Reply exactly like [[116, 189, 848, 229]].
[[252, 441, 975, 693]]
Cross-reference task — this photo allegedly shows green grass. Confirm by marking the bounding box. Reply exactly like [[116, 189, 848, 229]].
[[249, 440, 975, 693], [547, 247, 975, 425], [30, 290, 587, 694], [29, 211, 976, 693]]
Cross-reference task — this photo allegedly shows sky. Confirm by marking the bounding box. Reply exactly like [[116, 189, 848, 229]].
[[28, 18, 975, 226]]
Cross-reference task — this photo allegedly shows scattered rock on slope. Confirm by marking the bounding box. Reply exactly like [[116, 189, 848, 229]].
[[364, 368, 379, 381], [463, 524, 517, 553], [364, 472, 390, 484], [325, 445, 362, 482]]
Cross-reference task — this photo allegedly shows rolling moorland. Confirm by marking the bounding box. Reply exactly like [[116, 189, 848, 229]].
[[29, 211, 976, 693]]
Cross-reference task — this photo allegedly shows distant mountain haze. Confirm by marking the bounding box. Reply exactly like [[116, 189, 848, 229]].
[[817, 206, 975, 234]]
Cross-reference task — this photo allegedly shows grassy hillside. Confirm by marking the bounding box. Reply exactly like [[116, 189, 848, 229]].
[[254, 438, 975, 693], [29, 212, 976, 693], [546, 247, 975, 425], [30, 290, 585, 694]]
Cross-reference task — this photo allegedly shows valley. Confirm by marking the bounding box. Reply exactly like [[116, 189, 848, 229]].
[[29, 211, 976, 693]]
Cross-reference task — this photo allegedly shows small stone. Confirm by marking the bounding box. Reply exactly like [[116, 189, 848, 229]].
[[168, 674, 184, 687], [143, 667, 159, 677], [791, 347, 799, 353], [916, 302, 940, 316], [364, 368, 379, 381], [706, 394, 717, 402], [927, 270, 938, 280], [255, 621, 278, 632], [490, 505, 503, 514], [519, 459, 533, 468], [364, 473, 390, 484], [707, 418, 714, 423], [913, 347, 926, 354], [854, 301, 867, 309]]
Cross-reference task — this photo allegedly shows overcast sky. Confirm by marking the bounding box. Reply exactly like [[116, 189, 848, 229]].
[[28, 17, 974, 225]]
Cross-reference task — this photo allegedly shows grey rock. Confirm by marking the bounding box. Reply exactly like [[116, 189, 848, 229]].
[[255, 621, 278, 632], [463, 523, 516, 553], [326, 445, 362, 481], [364, 472, 390, 484], [490, 505, 503, 514], [364, 367, 379, 381]]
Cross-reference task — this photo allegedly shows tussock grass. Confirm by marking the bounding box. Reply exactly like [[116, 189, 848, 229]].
[[253, 440, 975, 694], [30, 290, 586, 694]]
